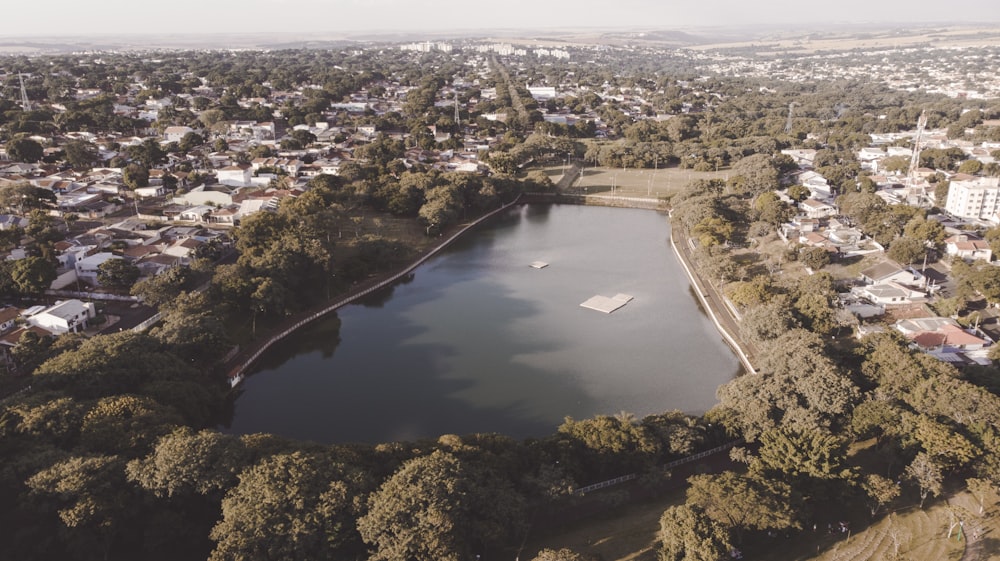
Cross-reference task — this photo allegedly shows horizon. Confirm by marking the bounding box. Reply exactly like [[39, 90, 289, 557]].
[[3, 0, 999, 39]]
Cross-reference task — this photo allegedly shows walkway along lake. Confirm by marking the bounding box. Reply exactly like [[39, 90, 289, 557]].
[[220, 204, 742, 444]]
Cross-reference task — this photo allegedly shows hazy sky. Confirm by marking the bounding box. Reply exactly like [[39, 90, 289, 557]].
[[6, 0, 1000, 36]]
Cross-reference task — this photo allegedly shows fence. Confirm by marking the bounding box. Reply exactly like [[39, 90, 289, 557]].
[[573, 441, 740, 496], [130, 312, 162, 333], [227, 195, 524, 385], [44, 289, 140, 302]]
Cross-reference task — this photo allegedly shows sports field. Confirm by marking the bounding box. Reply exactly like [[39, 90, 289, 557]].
[[546, 165, 731, 199]]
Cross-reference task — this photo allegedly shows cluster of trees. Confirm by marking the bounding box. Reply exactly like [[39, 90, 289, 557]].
[[662, 172, 1000, 560], [1, 334, 721, 561]]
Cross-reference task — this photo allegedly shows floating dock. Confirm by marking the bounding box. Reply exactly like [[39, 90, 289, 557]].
[[530, 261, 549, 269], [580, 293, 634, 313]]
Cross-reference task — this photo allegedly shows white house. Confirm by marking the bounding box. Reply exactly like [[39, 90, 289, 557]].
[[163, 126, 194, 143], [853, 282, 926, 305], [799, 198, 838, 219], [217, 165, 252, 187], [860, 261, 923, 286], [74, 252, 117, 285], [945, 234, 992, 262], [25, 300, 96, 335]]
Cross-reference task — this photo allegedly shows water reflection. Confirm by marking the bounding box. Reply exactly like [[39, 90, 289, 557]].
[[222, 205, 739, 444]]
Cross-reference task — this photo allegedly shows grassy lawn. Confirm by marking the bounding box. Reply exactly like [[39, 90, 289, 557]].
[[545, 165, 730, 199], [522, 439, 999, 561], [522, 485, 990, 561], [521, 490, 681, 561]]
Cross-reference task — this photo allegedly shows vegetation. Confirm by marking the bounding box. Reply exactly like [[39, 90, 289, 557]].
[[2, 33, 1000, 561]]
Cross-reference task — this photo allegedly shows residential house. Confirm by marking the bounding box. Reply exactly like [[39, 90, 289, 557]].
[[853, 282, 926, 305], [894, 316, 992, 363], [217, 164, 252, 187], [163, 126, 194, 143], [24, 300, 96, 335], [799, 198, 838, 219], [945, 234, 993, 262], [74, 252, 117, 285], [860, 261, 923, 286]]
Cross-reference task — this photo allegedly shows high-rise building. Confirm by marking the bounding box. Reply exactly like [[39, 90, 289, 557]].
[[945, 176, 1000, 220]]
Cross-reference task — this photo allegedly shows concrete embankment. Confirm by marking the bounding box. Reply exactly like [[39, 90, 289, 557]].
[[226, 196, 524, 385], [522, 192, 667, 210], [668, 227, 757, 375]]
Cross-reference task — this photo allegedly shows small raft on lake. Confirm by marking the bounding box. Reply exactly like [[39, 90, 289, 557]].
[[530, 261, 549, 269], [580, 293, 633, 313]]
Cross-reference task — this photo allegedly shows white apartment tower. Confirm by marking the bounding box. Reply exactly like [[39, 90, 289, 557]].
[[945, 177, 1000, 220]]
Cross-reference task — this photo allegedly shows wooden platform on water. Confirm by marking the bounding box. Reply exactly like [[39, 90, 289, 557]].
[[580, 293, 634, 313]]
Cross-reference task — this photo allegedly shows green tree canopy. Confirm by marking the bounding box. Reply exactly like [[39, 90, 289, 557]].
[[97, 258, 140, 289]]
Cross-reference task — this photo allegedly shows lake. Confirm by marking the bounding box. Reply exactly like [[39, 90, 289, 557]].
[[220, 204, 741, 444]]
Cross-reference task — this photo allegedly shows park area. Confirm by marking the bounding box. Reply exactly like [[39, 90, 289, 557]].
[[523, 472, 996, 561], [540, 164, 730, 200]]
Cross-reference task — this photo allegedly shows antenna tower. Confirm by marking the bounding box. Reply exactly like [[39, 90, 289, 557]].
[[785, 102, 798, 134], [454, 96, 460, 127], [908, 110, 927, 184], [18, 73, 31, 111]]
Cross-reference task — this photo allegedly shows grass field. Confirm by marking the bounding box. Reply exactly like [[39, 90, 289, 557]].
[[524, 486, 991, 561], [542, 165, 731, 200]]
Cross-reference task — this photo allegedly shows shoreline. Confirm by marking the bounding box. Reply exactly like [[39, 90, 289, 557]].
[[667, 223, 757, 375], [224, 195, 525, 386], [223, 195, 751, 387]]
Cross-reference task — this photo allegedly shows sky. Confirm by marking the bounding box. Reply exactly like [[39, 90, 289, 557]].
[[5, 0, 1000, 37]]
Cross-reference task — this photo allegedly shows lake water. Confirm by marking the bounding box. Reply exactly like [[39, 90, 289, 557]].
[[221, 204, 741, 444]]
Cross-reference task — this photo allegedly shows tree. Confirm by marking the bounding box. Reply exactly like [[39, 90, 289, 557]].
[[122, 163, 150, 190], [739, 297, 797, 345], [799, 246, 831, 270], [731, 153, 779, 196], [750, 427, 854, 485], [557, 414, 662, 478], [357, 450, 526, 561], [97, 258, 140, 289], [966, 477, 997, 515], [63, 139, 99, 170], [26, 454, 135, 561], [905, 452, 943, 508], [726, 276, 773, 309], [686, 472, 797, 544], [0, 181, 56, 214], [887, 236, 926, 265], [80, 394, 183, 456], [787, 184, 810, 202], [863, 474, 901, 519], [131, 266, 195, 307], [11, 256, 56, 295], [692, 217, 734, 247], [714, 329, 858, 440], [6, 137, 44, 162], [754, 192, 792, 226], [127, 428, 249, 498], [658, 504, 732, 561], [177, 131, 204, 152], [209, 452, 366, 561]]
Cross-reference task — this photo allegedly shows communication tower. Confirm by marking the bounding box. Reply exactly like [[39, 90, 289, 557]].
[[18, 73, 31, 111]]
